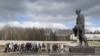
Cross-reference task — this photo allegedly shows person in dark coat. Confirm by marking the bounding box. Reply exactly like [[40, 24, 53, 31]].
[[14, 43, 18, 52], [20, 43, 24, 52], [4, 43, 10, 52]]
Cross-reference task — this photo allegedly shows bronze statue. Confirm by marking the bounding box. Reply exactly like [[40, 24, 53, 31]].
[[73, 9, 88, 46]]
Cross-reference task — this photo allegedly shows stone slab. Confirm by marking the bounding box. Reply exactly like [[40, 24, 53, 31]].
[[69, 46, 95, 53]]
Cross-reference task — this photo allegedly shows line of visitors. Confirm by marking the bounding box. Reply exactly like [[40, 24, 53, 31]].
[[4, 42, 68, 53]]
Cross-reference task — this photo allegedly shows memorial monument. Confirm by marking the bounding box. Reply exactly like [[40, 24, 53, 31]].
[[69, 9, 94, 53], [73, 9, 88, 46]]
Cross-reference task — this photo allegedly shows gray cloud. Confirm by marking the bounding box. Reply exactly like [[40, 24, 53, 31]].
[[0, 0, 28, 19], [0, 0, 99, 23]]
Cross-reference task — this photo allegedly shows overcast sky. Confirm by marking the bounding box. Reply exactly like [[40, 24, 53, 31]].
[[0, 0, 100, 32]]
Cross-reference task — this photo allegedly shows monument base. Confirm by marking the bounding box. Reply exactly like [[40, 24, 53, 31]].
[[69, 46, 95, 53]]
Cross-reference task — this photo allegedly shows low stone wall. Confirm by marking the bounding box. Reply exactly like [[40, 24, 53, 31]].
[[0, 40, 72, 45]]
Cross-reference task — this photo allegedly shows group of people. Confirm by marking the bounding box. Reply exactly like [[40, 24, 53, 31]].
[[4, 42, 67, 53]]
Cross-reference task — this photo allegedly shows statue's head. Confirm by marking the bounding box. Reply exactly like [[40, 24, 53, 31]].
[[76, 9, 81, 15]]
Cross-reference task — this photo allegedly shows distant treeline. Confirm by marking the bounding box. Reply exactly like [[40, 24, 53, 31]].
[[1, 27, 99, 41], [0, 27, 59, 41]]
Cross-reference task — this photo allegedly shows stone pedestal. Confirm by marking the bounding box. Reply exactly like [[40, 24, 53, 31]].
[[69, 46, 95, 53]]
